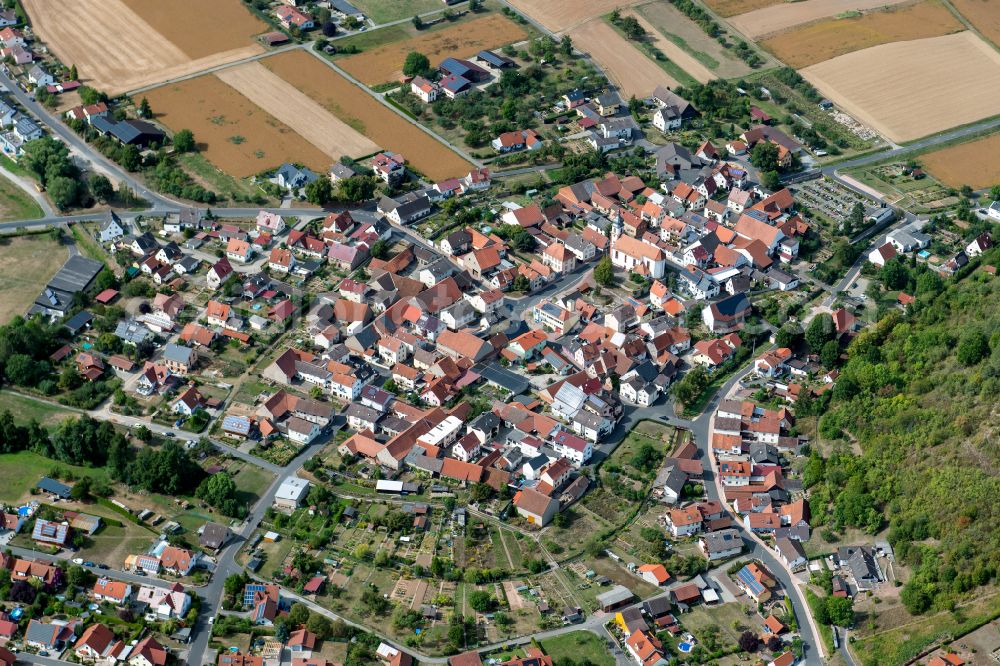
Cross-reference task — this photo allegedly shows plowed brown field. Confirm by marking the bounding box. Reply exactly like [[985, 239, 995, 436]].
[[801, 32, 1000, 142], [729, 0, 913, 40], [263, 51, 473, 181], [702, 0, 782, 18], [760, 0, 963, 68], [23, 0, 265, 94], [119, 0, 267, 59], [216, 63, 379, 162], [144, 75, 331, 178], [339, 14, 528, 86], [950, 0, 1000, 48], [921, 133, 1000, 189]]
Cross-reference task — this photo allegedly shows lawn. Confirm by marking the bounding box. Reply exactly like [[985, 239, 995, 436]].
[[540, 631, 615, 666], [69, 223, 110, 265], [0, 172, 43, 221], [0, 233, 69, 324], [177, 152, 267, 205], [0, 450, 110, 503], [351, 0, 443, 23], [0, 390, 78, 428]]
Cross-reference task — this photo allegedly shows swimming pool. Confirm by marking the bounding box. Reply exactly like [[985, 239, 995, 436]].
[[82, 342, 93, 350], [678, 642, 693, 653]]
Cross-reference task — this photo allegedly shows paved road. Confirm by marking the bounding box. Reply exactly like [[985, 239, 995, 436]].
[[689, 365, 825, 664], [0, 69, 177, 210]]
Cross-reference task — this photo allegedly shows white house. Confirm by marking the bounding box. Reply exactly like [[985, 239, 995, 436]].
[[97, 212, 125, 243]]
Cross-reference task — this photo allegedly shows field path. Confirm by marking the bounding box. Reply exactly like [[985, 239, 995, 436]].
[[628, 12, 716, 83], [728, 0, 913, 39], [216, 62, 379, 162], [568, 19, 677, 98]]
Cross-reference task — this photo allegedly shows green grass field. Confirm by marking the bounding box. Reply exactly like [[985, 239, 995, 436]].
[[350, 0, 443, 23], [0, 390, 78, 427], [69, 223, 109, 265], [540, 632, 615, 666], [0, 172, 43, 222], [177, 152, 264, 204], [0, 450, 109, 502], [0, 234, 69, 324]]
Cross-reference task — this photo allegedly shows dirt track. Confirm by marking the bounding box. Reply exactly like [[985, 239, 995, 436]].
[[801, 31, 1000, 142], [568, 19, 677, 98], [216, 63, 379, 162], [628, 12, 715, 84], [728, 0, 914, 40]]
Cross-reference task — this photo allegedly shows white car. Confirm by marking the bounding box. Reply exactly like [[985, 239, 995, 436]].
[[72, 558, 84, 565]]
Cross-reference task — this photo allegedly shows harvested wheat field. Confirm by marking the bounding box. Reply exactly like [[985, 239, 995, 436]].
[[263, 51, 472, 181], [216, 63, 379, 162], [950, 0, 1000, 48], [627, 13, 715, 83], [23, 0, 265, 94], [144, 75, 331, 178], [702, 0, 782, 19], [339, 14, 528, 86], [505, 0, 646, 32], [802, 32, 1000, 142], [921, 134, 1000, 189], [761, 0, 963, 68], [729, 0, 914, 40], [568, 19, 676, 98], [119, 0, 267, 59]]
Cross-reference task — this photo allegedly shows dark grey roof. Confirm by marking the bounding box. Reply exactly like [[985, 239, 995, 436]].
[[37, 477, 71, 498], [700, 527, 742, 554], [47, 255, 103, 294], [63, 310, 93, 334], [479, 363, 529, 395]]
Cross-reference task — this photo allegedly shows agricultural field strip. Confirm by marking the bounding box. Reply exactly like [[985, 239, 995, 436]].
[[23, 0, 265, 95], [627, 11, 716, 83], [920, 132, 1000, 189], [504, 0, 648, 33], [338, 13, 529, 87], [262, 50, 473, 181], [801, 31, 1000, 142], [568, 18, 677, 98], [143, 74, 332, 177], [759, 0, 964, 69], [728, 0, 915, 40], [215, 63, 379, 161]]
